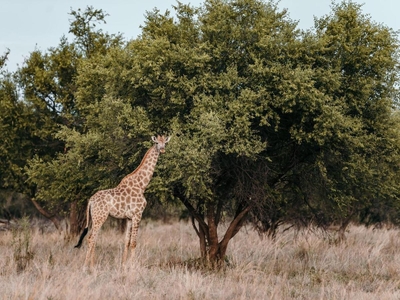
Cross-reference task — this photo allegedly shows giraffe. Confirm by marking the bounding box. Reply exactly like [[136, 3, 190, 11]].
[[74, 135, 171, 268]]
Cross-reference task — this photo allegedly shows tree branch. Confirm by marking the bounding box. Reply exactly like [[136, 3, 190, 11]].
[[30, 198, 61, 231], [219, 204, 252, 251], [173, 186, 209, 235]]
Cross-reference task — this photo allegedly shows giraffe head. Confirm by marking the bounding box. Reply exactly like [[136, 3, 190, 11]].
[[151, 135, 171, 153]]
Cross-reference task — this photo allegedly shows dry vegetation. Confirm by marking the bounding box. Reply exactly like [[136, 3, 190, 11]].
[[1, 220, 400, 299]]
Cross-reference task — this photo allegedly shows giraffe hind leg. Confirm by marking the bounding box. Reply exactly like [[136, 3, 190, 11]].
[[84, 213, 108, 268], [84, 228, 97, 268]]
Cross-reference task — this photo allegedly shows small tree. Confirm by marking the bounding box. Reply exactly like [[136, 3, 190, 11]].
[[129, 0, 307, 261], [21, 7, 124, 234]]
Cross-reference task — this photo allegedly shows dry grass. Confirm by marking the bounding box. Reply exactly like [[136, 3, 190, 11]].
[[1, 220, 400, 299]]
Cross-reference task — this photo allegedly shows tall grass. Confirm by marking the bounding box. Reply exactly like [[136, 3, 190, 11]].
[[1, 220, 400, 299]]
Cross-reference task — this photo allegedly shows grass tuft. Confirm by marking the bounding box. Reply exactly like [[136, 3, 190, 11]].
[[11, 216, 35, 273]]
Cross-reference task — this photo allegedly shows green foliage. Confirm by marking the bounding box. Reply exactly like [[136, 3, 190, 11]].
[[26, 96, 152, 210], [293, 1, 400, 226], [138, 0, 400, 236], [0, 74, 37, 193]]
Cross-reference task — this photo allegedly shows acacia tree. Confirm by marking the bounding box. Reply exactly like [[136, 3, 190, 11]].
[[121, 0, 312, 260], [131, 0, 400, 261]]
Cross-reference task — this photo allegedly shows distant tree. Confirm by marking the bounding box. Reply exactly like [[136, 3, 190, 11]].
[[287, 1, 400, 237], [68, 6, 122, 58], [0, 49, 10, 69]]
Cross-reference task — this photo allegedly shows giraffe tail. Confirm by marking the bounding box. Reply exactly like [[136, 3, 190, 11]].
[[74, 227, 88, 248], [74, 202, 91, 249]]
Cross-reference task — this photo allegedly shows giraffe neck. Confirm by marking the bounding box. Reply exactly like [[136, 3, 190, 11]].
[[119, 145, 160, 190]]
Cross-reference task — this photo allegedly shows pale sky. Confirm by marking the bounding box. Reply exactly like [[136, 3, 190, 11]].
[[1, 0, 399, 73]]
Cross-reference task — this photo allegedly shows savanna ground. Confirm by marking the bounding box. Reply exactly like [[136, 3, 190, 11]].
[[1, 219, 400, 299]]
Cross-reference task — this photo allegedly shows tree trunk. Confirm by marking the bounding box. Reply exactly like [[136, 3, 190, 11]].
[[218, 205, 251, 259], [69, 200, 79, 235], [338, 214, 353, 242], [174, 188, 251, 265], [191, 216, 207, 258], [174, 188, 210, 258], [207, 202, 220, 261], [206, 202, 251, 264]]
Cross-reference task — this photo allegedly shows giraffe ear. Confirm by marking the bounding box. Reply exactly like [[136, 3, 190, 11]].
[[165, 136, 171, 143], [151, 136, 157, 143]]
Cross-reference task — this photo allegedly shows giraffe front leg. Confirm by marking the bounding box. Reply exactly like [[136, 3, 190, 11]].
[[128, 217, 141, 265], [122, 219, 132, 265]]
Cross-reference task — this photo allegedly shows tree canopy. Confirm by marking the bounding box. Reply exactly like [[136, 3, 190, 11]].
[[1, 0, 400, 262]]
